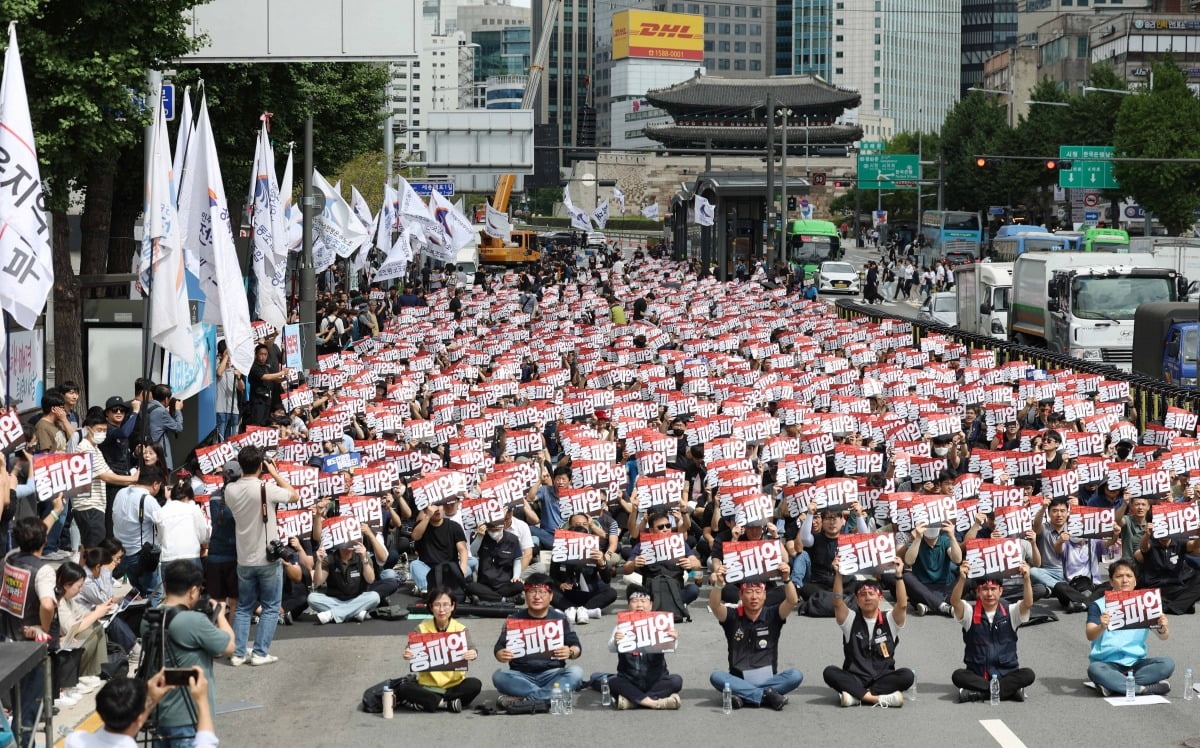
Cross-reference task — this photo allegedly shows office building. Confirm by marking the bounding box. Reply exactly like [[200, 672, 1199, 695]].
[[389, 32, 476, 160], [963, 0, 1019, 94], [1090, 11, 1200, 92]]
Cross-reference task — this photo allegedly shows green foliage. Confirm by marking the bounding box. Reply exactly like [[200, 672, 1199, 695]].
[[330, 150, 387, 208], [1113, 60, 1200, 234], [528, 187, 559, 216], [938, 92, 1012, 212], [0, 0, 206, 210], [171, 62, 391, 206]]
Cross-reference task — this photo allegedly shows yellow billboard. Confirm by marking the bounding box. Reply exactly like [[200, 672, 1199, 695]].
[[613, 10, 703, 62]]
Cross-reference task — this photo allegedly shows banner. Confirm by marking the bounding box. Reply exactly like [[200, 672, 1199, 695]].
[[429, 190, 476, 254], [32, 453, 93, 502], [1066, 505, 1116, 540], [551, 529, 600, 567], [248, 119, 288, 329], [484, 202, 511, 241], [613, 610, 676, 654], [836, 532, 896, 576], [1150, 502, 1200, 541], [641, 203, 659, 221], [503, 617, 564, 658], [5, 328, 42, 412], [311, 168, 370, 259], [282, 323, 303, 370], [962, 537, 1023, 579], [693, 195, 714, 227], [637, 531, 689, 564], [721, 539, 783, 584], [408, 629, 471, 672], [319, 516, 362, 550], [0, 23, 53, 334], [1104, 588, 1163, 631], [0, 410, 27, 455]]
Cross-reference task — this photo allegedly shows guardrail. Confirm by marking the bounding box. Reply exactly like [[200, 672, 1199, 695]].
[[834, 299, 1200, 432]]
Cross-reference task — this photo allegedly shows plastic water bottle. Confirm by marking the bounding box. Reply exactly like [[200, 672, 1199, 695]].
[[1185, 668, 1194, 702], [722, 682, 733, 714], [600, 675, 612, 707], [381, 684, 394, 719], [1125, 670, 1136, 702], [908, 669, 917, 702], [563, 684, 574, 715], [551, 682, 564, 715], [989, 674, 1000, 706]]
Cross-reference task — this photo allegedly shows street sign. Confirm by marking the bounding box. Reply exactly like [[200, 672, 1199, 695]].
[[1058, 145, 1119, 190], [988, 206, 1006, 216], [812, 172, 827, 186], [408, 181, 456, 197], [161, 83, 175, 121], [857, 153, 920, 190], [1084, 210, 1100, 226], [859, 141, 885, 153], [1125, 205, 1145, 219], [1083, 193, 1100, 207]]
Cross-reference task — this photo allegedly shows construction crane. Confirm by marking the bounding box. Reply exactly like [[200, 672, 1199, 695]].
[[478, 0, 562, 266]]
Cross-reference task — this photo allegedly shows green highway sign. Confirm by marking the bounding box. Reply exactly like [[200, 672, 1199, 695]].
[[1058, 144, 1119, 190], [859, 141, 885, 153], [857, 153, 921, 190]]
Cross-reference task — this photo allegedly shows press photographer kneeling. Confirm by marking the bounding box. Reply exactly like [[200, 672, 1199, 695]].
[[139, 561, 234, 747]]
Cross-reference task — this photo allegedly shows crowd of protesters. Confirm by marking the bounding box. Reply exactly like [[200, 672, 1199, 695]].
[[4, 247, 1198, 734]]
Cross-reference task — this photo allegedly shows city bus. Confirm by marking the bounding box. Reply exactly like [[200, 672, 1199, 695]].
[[920, 210, 983, 265], [1083, 227, 1130, 252], [785, 219, 842, 278], [990, 226, 1071, 262]]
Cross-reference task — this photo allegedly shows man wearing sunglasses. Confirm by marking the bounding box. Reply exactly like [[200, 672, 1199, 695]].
[[493, 572, 584, 712]]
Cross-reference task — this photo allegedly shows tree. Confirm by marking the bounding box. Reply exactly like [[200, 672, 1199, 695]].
[[882, 130, 940, 220], [1013, 78, 1072, 225], [1113, 60, 1200, 234], [1065, 64, 1129, 224], [330, 150, 388, 210], [0, 0, 206, 404], [938, 92, 1012, 213]]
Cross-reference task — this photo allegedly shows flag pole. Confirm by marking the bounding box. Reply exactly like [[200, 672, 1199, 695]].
[[300, 117, 316, 371], [139, 68, 161, 449]]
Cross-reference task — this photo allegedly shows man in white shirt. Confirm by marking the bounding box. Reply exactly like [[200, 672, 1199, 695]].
[[111, 467, 166, 604], [156, 479, 210, 569], [64, 670, 218, 748], [222, 446, 297, 666]]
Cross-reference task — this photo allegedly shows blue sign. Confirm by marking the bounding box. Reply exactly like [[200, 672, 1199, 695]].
[[988, 206, 1006, 216], [161, 83, 175, 122], [1084, 210, 1100, 221], [409, 181, 455, 197], [322, 453, 363, 473]]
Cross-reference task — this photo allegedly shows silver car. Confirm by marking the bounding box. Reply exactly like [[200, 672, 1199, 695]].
[[919, 292, 958, 327], [816, 261, 861, 294]]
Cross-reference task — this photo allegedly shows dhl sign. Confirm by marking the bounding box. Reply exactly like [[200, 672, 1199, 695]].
[[613, 10, 704, 61]]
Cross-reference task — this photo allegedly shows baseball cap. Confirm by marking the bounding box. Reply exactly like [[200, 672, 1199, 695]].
[[221, 460, 243, 483], [104, 396, 132, 412]]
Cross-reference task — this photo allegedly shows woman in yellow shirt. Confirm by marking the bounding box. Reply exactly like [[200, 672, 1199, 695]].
[[397, 588, 482, 712]]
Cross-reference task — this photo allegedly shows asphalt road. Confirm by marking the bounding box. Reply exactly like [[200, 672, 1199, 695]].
[[208, 586, 1200, 748]]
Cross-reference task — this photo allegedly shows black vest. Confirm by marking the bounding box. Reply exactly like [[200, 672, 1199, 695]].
[[842, 610, 898, 682], [962, 604, 1019, 678], [1, 552, 47, 640], [808, 534, 838, 587]]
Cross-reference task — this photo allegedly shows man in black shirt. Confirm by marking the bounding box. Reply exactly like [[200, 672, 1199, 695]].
[[248, 344, 288, 427], [308, 539, 380, 624], [411, 503, 469, 596], [492, 573, 584, 711], [707, 558, 799, 710], [467, 522, 525, 603]]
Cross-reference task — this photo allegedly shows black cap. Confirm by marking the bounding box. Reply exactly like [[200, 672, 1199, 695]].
[[104, 396, 132, 412]]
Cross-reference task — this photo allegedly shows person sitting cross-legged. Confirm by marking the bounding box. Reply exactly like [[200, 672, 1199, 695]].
[[308, 538, 381, 624], [492, 573, 584, 712]]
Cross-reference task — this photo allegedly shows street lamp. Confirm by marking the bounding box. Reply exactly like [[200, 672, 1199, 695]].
[[1025, 100, 1070, 107], [1082, 86, 1134, 95]]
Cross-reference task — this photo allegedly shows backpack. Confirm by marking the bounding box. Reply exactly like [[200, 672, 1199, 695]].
[[648, 573, 690, 623], [361, 677, 410, 713]]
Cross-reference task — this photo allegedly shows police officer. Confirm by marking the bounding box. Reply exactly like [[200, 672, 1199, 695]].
[[822, 556, 913, 707], [949, 563, 1037, 702]]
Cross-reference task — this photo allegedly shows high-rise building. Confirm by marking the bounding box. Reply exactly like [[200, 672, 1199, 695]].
[[389, 32, 477, 160], [962, 0, 1018, 95], [1090, 11, 1200, 93], [831, 0, 960, 139], [471, 25, 531, 106], [532, 0, 595, 164], [1017, 0, 1153, 45], [776, 0, 833, 77]]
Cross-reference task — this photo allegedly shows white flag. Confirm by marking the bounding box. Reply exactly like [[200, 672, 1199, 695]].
[[693, 195, 715, 227], [562, 185, 575, 212], [641, 203, 660, 221], [484, 202, 511, 241], [569, 205, 593, 232], [374, 223, 416, 283], [279, 146, 303, 255], [611, 186, 626, 215], [592, 201, 610, 229], [176, 94, 255, 375], [312, 169, 370, 258], [376, 182, 398, 254], [429, 189, 477, 254], [397, 177, 443, 250], [0, 23, 53, 332], [172, 86, 193, 205], [349, 186, 377, 275], [144, 90, 194, 360], [249, 120, 288, 330]]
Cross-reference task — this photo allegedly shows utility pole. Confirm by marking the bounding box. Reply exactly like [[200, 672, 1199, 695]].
[[300, 117, 316, 371], [764, 95, 776, 267], [780, 108, 788, 230]]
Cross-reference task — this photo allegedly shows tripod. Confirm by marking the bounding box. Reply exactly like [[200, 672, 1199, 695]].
[[134, 607, 199, 746]]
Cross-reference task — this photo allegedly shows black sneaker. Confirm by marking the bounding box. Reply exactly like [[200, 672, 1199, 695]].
[[1141, 681, 1170, 696], [730, 695, 744, 710], [444, 697, 463, 713], [761, 688, 789, 711], [958, 688, 982, 703]]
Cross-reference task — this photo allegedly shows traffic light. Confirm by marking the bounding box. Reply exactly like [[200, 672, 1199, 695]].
[[975, 157, 992, 168], [787, 196, 797, 211], [1045, 159, 1072, 170]]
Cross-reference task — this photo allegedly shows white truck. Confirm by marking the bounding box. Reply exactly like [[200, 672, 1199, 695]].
[[954, 262, 1012, 339], [1009, 251, 1190, 369], [1130, 236, 1200, 299]]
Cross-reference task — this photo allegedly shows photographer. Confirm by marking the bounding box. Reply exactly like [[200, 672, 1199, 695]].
[[143, 384, 184, 471], [222, 446, 297, 667], [145, 561, 233, 747], [65, 670, 218, 748], [112, 466, 166, 605]]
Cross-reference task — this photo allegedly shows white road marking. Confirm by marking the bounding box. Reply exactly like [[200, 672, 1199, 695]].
[[980, 719, 1029, 748]]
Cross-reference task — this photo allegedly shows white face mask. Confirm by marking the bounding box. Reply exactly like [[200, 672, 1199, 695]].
[[488, 530, 504, 541], [933, 446, 949, 457], [91, 431, 107, 444], [924, 528, 941, 540]]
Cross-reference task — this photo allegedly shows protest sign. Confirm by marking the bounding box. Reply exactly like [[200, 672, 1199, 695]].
[[836, 533, 896, 576], [613, 610, 677, 654], [1104, 588, 1163, 631], [408, 630, 471, 671], [962, 537, 1023, 579], [320, 516, 362, 550], [551, 529, 600, 567], [1066, 505, 1116, 540], [32, 453, 92, 502], [503, 617, 564, 658], [721, 540, 783, 584]]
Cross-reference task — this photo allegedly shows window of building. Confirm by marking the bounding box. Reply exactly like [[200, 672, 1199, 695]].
[[750, 42, 761, 53], [874, 17, 880, 27], [704, 40, 714, 51], [413, 120, 420, 126], [835, 18, 843, 25], [835, 34, 843, 42], [413, 73, 421, 79], [735, 5, 745, 16], [873, 83, 880, 93], [734, 41, 746, 52], [874, 66, 879, 76], [1078, 36, 1088, 57], [688, 3, 699, 12], [874, 50, 880, 60], [719, 5, 730, 16], [735, 59, 746, 70], [704, 22, 714, 33], [835, 67, 843, 74], [751, 6, 760, 17], [718, 59, 730, 69], [704, 57, 714, 67], [718, 40, 730, 51], [750, 59, 761, 71], [874, 33, 880, 44], [704, 4, 715, 14], [719, 23, 730, 33], [735, 23, 745, 34], [749, 23, 761, 34], [872, 99, 879, 110], [835, 51, 843, 58], [672, 3, 683, 10]]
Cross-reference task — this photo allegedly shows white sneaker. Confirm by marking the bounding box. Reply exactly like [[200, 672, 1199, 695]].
[[230, 655, 247, 667], [72, 681, 99, 695], [249, 653, 279, 666], [54, 693, 81, 708], [354, 610, 369, 622], [574, 607, 589, 625], [316, 610, 334, 625], [877, 691, 905, 708], [564, 607, 577, 622], [587, 608, 602, 619], [839, 691, 861, 707], [78, 676, 102, 687]]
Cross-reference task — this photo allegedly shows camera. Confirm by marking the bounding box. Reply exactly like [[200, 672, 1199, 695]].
[[193, 593, 222, 624], [265, 539, 288, 562], [325, 498, 341, 517]]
